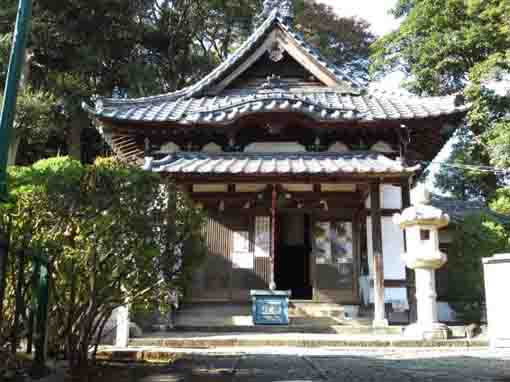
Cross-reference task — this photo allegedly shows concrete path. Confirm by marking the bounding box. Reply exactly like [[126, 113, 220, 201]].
[[131, 348, 510, 382]]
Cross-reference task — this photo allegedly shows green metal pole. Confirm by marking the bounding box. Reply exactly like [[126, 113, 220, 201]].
[[0, 0, 33, 199], [0, 0, 33, 337]]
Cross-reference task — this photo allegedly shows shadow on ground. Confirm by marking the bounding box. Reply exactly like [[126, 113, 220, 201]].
[[63, 351, 510, 382]]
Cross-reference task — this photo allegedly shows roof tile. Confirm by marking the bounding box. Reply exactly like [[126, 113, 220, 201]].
[[144, 152, 420, 176]]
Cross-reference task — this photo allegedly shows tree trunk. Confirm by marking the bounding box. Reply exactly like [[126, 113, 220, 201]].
[[65, 256, 77, 365], [7, 48, 33, 166], [0, 231, 10, 327], [7, 132, 21, 166], [12, 250, 26, 355], [26, 251, 40, 355], [67, 123, 83, 161], [92, 312, 111, 362]]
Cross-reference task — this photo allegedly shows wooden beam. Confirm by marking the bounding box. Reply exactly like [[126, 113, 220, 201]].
[[401, 177, 416, 322], [370, 181, 387, 327], [365, 208, 401, 217], [401, 178, 411, 209], [370, 279, 407, 288], [190, 191, 363, 202]]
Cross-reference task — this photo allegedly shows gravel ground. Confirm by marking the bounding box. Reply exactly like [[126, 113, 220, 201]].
[[130, 348, 510, 382]]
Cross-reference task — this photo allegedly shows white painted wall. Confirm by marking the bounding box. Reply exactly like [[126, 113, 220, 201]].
[[328, 141, 350, 152], [365, 184, 402, 209], [244, 142, 306, 153], [160, 142, 180, 154], [366, 217, 406, 280], [363, 185, 407, 305], [483, 254, 510, 348], [202, 142, 223, 153]]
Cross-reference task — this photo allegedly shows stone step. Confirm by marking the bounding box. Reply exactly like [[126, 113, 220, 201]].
[[121, 333, 488, 356], [174, 302, 366, 328], [174, 304, 251, 327], [169, 323, 398, 335]]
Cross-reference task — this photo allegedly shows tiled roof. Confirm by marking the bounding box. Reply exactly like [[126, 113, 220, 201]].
[[82, 8, 468, 125], [85, 10, 356, 109], [143, 152, 420, 176], [85, 89, 467, 124]]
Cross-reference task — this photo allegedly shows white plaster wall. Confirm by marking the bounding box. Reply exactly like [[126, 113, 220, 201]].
[[328, 141, 350, 152], [371, 287, 407, 305], [244, 142, 306, 153], [365, 185, 402, 209], [370, 141, 394, 153], [160, 142, 180, 154], [359, 275, 408, 305], [202, 142, 223, 153], [483, 254, 510, 348], [365, 216, 407, 305], [366, 217, 406, 280]]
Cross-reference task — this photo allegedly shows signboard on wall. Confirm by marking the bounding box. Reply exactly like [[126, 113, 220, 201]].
[[254, 216, 271, 258], [313, 221, 355, 289], [313, 222, 331, 264]]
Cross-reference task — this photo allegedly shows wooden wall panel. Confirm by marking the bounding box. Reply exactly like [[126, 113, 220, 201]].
[[254, 257, 271, 288], [190, 216, 232, 301], [311, 218, 360, 304], [190, 213, 268, 302]]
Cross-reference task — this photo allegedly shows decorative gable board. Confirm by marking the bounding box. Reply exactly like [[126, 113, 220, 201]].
[[224, 52, 325, 92], [209, 27, 350, 96]]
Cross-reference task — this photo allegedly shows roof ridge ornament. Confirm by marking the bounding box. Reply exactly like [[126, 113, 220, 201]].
[[260, 0, 295, 25]]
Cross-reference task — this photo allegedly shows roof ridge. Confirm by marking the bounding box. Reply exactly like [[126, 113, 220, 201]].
[[85, 8, 361, 112]]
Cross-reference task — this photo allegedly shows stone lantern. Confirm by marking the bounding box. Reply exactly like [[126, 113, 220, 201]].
[[393, 186, 450, 340]]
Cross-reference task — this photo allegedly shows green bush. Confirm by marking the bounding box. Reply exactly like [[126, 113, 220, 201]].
[[446, 213, 509, 322], [0, 157, 207, 369]]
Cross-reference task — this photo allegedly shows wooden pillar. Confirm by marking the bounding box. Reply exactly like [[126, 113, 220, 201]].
[[270, 185, 277, 289], [352, 210, 361, 300], [370, 181, 388, 327], [401, 177, 417, 323]]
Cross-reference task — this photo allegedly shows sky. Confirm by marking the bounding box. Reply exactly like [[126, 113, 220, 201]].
[[316, 0, 401, 37], [315, 0, 406, 91]]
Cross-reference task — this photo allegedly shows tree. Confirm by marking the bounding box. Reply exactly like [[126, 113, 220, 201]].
[[0, 89, 57, 166], [294, 0, 375, 82], [371, 0, 510, 201], [446, 213, 509, 322], [490, 187, 510, 215], [433, 125, 495, 201], [2, 0, 376, 164], [1, 0, 156, 162], [0, 157, 207, 371]]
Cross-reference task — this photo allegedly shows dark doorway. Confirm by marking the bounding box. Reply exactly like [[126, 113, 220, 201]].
[[275, 213, 313, 300]]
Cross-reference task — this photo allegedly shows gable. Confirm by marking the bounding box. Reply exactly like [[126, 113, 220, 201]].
[[206, 24, 355, 96], [223, 51, 326, 92]]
